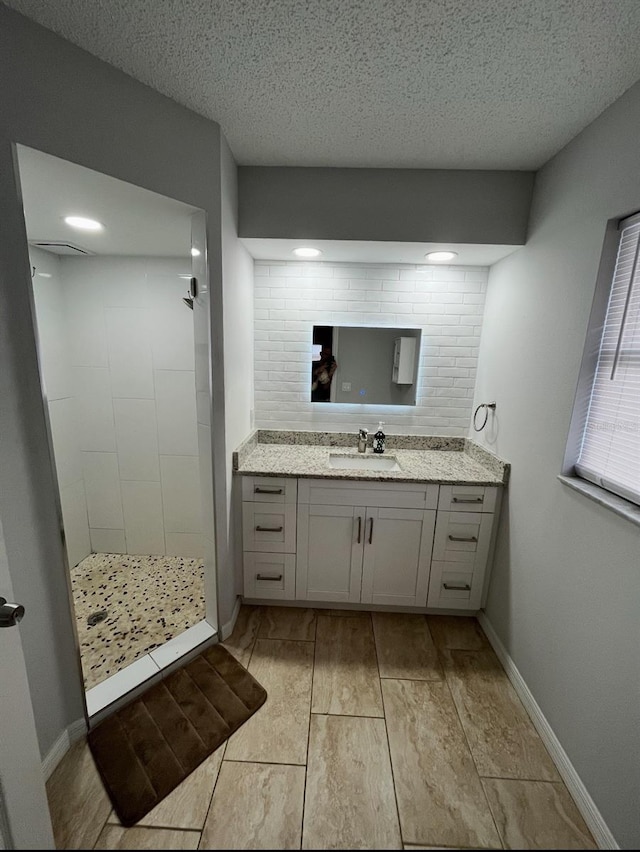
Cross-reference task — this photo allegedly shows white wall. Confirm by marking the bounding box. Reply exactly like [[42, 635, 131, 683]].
[[61, 256, 202, 558], [220, 136, 254, 625], [254, 260, 487, 435], [30, 247, 91, 569], [472, 80, 640, 848]]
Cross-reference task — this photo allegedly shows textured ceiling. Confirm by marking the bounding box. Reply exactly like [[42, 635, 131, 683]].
[[5, 0, 640, 169]]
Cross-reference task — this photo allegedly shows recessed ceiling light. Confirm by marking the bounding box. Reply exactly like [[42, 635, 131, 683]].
[[37, 272, 52, 278], [64, 215, 103, 231], [179, 274, 192, 280], [292, 247, 322, 258], [191, 247, 201, 257], [425, 250, 457, 262]]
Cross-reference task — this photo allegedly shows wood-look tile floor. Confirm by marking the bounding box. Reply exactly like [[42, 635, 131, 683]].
[[47, 607, 596, 850]]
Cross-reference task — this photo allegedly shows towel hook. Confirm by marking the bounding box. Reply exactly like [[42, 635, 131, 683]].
[[473, 401, 496, 432]]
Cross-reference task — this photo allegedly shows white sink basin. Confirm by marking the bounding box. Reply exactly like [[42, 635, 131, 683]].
[[328, 453, 401, 471]]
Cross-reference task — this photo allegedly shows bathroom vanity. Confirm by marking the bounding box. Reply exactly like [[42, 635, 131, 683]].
[[233, 431, 509, 614]]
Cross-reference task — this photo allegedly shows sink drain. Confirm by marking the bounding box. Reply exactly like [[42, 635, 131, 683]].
[[87, 609, 108, 627]]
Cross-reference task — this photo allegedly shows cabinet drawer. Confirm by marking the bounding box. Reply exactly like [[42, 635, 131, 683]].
[[432, 511, 493, 567], [243, 552, 295, 599], [298, 478, 437, 510], [427, 562, 482, 609], [438, 485, 497, 513], [241, 476, 297, 504], [242, 502, 296, 553]]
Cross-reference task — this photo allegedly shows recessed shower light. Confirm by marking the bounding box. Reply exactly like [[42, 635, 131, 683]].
[[64, 215, 103, 231], [292, 247, 321, 258], [425, 250, 457, 262], [191, 247, 201, 257]]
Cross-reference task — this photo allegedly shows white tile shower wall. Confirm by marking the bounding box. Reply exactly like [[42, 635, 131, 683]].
[[253, 260, 488, 435], [30, 247, 91, 569], [60, 256, 203, 557]]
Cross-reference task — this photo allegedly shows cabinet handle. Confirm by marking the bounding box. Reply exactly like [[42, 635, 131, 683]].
[[452, 496, 483, 503], [255, 487, 283, 494], [443, 582, 471, 591], [256, 573, 283, 581], [256, 525, 283, 532], [448, 534, 478, 542], [368, 517, 374, 544], [356, 516, 362, 544]]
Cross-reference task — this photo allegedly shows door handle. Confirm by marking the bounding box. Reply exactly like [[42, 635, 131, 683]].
[[256, 525, 284, 532], [443, 582, 471, 591], [356, 516, 362, 544], [448, 535, 478, 542], [255, 487, 283, 494], [0, 596, 25, 628], [256, 574, 283, 581], [452, 496, 483, 503], [368, 517, 374, 544]]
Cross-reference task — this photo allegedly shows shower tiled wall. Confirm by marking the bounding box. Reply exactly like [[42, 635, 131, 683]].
[[31, 251, 203, 564]]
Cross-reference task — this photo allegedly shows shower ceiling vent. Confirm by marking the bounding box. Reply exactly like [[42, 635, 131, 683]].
[[30, 240, 95, 256]]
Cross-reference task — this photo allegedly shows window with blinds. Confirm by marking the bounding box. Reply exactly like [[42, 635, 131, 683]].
[[576, 211, 640, 505]]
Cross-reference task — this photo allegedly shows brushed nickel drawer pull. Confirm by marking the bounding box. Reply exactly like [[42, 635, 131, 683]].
[[448, 534, 478, 542], [256, 525, 284, 532], [452, 496, 483, 503], [368, 517, 374, 544], [255, 487, 283, 494], [357, 515, 362, 544], [256, 573, 283, 581], [443, 582, 471, 591]]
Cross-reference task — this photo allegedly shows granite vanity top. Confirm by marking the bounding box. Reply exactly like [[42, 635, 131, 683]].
[[233, 430, 509, 486]]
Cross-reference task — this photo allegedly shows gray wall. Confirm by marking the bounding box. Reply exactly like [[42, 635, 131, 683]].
[[0, 5, 231, 758], [239, 167, 534, 244], [333, 327, 419, 405], [220, 134, 255, 629], [472, 79, 640, 847]]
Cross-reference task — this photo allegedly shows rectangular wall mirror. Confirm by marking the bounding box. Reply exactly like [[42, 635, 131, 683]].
[[311, 325, 421, 405]]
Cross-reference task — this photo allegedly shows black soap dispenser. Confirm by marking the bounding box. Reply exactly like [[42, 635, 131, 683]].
[[373, 421, 386, 454]]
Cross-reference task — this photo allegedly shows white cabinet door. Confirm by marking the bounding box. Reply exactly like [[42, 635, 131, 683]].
[[296, 504, 365, 602], [361, 508, 435, 606]]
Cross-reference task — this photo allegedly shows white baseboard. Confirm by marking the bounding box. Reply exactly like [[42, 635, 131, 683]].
[[42, 717, 87, 781], [219, 596, 242, 641], [477, 612, 618, 850]]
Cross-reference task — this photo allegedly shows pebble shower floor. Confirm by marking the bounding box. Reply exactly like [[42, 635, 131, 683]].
[[70, 553, 205, 690]]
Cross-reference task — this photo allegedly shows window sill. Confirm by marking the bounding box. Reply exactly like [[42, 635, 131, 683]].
[[558, 474, 640, 530]]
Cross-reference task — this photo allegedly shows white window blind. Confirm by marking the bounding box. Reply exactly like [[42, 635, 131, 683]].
[[576, 212, 640, 505]]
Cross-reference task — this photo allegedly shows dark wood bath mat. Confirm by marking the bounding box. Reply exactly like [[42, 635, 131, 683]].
[[88, 644, 267, 826]]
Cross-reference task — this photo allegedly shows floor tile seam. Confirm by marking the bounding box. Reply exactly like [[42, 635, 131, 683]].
[[300, 629, 317, 850], [197, 742, 228, 847], [379, 674, 445, 683], [309, 711, 385, 720], [440, 673, 505, 849], [256, 635, 316, 643], [222, 757, 307, 768], [371, 618, 404, 848], [478, 773, 568, 784]]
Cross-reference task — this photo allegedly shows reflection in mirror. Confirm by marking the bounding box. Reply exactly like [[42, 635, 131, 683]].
[[311, 325, 421, 405]]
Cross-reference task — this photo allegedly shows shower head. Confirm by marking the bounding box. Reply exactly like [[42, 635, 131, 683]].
[[182, 297, 194, 310]]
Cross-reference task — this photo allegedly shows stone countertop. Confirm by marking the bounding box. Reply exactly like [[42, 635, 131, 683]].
[[235, 442, 505, 486]]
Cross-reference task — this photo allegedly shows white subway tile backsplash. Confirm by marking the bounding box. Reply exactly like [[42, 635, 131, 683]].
[[121, 481, 165, 555], [253, 260, 487, 435]]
